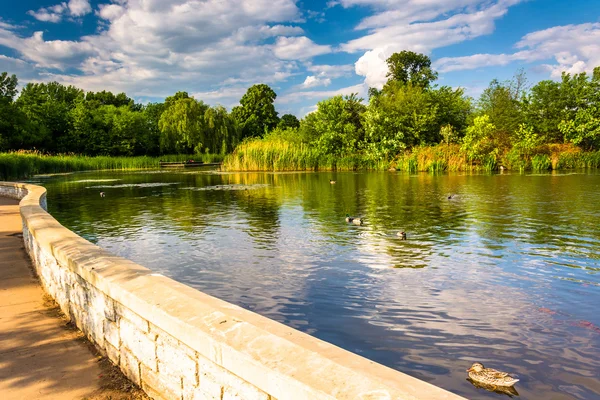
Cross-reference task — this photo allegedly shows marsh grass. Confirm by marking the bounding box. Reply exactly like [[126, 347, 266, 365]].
[[0, 151, 224, 180], [223, 139, 389, 171], [222, 140, 600, 173]]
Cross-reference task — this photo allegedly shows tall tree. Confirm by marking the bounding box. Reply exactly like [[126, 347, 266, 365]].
[[158, 97, 209, 153], [385, 51, 438, 88], [0, 72, 24, 150], [231, 84, 279, 139], [277, 114, 300, 130]]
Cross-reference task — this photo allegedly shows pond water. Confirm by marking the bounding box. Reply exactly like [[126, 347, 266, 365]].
[[36, 170, 600, 399]]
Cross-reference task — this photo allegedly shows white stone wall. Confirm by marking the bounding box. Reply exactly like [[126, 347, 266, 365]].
[[2, 182, 465, 400]]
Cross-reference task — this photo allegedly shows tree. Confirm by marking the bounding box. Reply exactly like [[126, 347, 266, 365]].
[[362, 82, 437, 158], [0, 72, 24, 150], [559, 106, 600, 150], [85, 91, 133, 108], [427, 86, 471, 139], [385, 51, 438, 88], [478, 79, 523, 147], [461, 115, 497, 162], [16, 82, 83, 152], [204, 105, 240, 154], [231, 84, 278, 139], [277, 114, 300, 130], [300, 94, 366, 156], [158, 97, 209, 153]]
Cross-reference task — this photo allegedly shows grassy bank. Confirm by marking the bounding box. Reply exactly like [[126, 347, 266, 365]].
[[0, 151, 225, 180], [223, 139, 390, 171], [223, 140, 600, 173]]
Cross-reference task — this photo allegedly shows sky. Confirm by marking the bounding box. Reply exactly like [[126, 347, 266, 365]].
[[1, 0, 599, 116]]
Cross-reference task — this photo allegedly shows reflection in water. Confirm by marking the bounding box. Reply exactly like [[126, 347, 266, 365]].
[[39, 170, 600, 400]]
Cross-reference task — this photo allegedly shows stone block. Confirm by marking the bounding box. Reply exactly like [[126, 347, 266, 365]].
[[141, 364, 183, 400], [121, 346, 141, 386], [156, 331, 198, 386], [104, 320, 120, 348], [197, 354, 268, 400], [121, 317, 157, 370], [116, 302, 149, 332], [106, 342, 120, 365]]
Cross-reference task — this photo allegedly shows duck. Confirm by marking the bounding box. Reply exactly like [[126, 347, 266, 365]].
[[397, 231, 407, 240], [330, 180, 336, 184], [447, 194, 454, 199], [100, 192, 105, 197], [345, 214, 363, 225], [467, 362, 519, 387]]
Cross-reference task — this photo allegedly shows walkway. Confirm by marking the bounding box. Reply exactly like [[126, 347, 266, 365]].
[[0, 196, 103, 399]]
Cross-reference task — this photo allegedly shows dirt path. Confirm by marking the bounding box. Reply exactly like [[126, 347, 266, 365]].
[[0, 197, 147, 400]]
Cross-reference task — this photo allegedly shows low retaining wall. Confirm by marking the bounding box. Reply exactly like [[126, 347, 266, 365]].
[[1, 182, 464, 400]]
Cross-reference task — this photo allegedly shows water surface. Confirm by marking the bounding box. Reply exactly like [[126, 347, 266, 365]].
[[38, 170, 600, 399]]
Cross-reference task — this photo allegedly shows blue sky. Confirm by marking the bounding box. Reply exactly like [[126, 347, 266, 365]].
[[1, 0, 599, 116]]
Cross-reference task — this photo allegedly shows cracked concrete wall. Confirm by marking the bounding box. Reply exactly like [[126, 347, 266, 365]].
[[1, 182, 464, 400]]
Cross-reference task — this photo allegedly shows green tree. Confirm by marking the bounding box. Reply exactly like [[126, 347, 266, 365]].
[[16, 82, 83, 152], [85, 91, 133, 108], [559, 106, 600, 150], [300, 94, 366, 156], [461, 115, 497, 162], [231, 84, 278, 138], [204, 105, 240, 154], [427, 86, 471, 138], [385, 51, 438, 88], [362, 82, 437, 158], [277, 114, 300, 130], [0, 72, 24, 150], [477, 79, 523, 147], [159, 97, 209, 153]]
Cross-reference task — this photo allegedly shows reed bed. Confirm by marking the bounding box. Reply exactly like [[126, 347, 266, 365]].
[[223, 139, 389, 171], [0, 151, 225, 180], [224, 140, 600, 173]]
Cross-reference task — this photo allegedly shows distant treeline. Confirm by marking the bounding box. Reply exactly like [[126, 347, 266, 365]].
[[0, 74, 294, 157], [2, 50, 600, 173]]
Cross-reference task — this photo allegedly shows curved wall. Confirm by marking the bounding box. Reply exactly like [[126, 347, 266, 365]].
[[0, 182, 464, 400]]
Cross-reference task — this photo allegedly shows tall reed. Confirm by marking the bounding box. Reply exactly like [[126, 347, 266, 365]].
[[0, 151, 224, 180]]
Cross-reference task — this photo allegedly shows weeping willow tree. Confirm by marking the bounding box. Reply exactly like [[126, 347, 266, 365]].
[[158, 97, 208, 154], [204, 105, 241, 154]]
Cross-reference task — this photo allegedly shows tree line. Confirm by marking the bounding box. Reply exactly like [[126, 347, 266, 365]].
[[0, 75, 297, 156], [2, 50, 600, 164]]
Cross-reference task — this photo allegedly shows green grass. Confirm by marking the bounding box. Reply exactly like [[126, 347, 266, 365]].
[[222, 139, 600, 173], [223, 138, 389, 171], [0, 151, 225, 180]]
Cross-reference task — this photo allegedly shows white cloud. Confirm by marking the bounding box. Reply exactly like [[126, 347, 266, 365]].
[[338, 0, 525, 88], [300, 75, 332, 88], [68, 0, 92, 17], [278, 83, 367, 104], [273, 36, 331, 60], [434, 23, 600, 78], [306, 63, 354, 79], [28, 0, 91, 22]]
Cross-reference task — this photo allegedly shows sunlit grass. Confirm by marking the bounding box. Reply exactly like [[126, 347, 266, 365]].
[[0, 150, 225, 180]]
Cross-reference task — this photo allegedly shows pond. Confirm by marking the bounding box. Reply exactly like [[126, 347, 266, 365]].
[[35, 169, 600, 399]]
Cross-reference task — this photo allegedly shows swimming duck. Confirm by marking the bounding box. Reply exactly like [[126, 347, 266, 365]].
[[467, 363, 519, 387], [100, 192, 105, 197], [345, 214, 363, 225], [330, 180, 336, 184], [397, 231, 407, 240]]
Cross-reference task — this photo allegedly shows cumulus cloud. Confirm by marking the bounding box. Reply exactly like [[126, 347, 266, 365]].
[[28, 0, 92, 22], [278, 83, 367, 104], [300, 75, 332, 88], [273, 36, 331, 60], [338, 0, 525, 88], [434, 23, 600, 78]]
